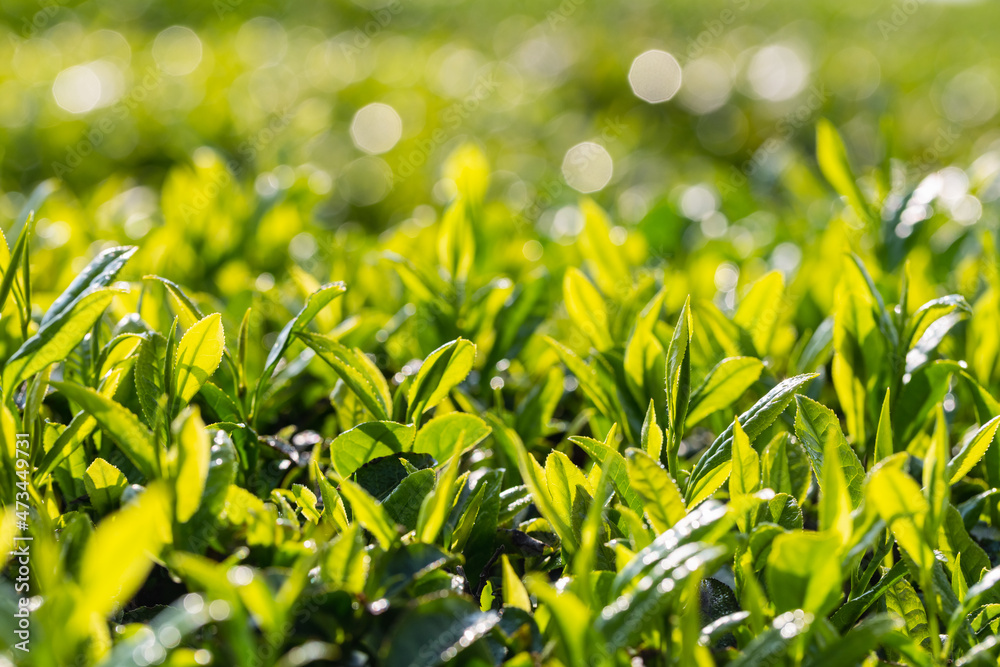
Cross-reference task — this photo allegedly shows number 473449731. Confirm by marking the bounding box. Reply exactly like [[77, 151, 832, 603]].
[[14, 433, 30, 498]]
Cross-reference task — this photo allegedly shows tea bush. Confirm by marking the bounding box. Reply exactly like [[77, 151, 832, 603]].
[[2, 125, 1000, 666]]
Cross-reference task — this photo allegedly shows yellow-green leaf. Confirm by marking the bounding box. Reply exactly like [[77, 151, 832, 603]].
[[512, 434, 578, 553], [640, 399, 663, 462], [733, 271, 784, 356], [625, 448, 685, 532], [729, 418, 759, 499], [336, 477, 397, 550], [84, 458, 128, 515], [947, 415, 1000, 484], [794, 395, 865, 508], [874, 388, 894, 465], [816, 118, 873, 225], [4, 287, 119, 390], [174, 408, 211, 523], [501, 554, 532, 613], [867, 463, 934, 571], [820, 431, 853, 545], [416, 450, 463, 544], [299, 332, 392, 421], [312, 461, 349, 531], [51, 381, 157, 480], [74, 483, 171, 624], [174, 313, 225, 405], [563, 267, 612, 351], [766, 530, 843, 615], [406, 338, 476, 423], [686, 356, 764, 427], [411, 413, 491, 463]]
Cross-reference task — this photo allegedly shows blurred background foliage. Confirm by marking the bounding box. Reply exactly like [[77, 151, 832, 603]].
[[1, 0, 999, 417]]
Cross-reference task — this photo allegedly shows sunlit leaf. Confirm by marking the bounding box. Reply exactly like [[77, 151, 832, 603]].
[[687, 373, 818, 504], [84, 458, 128, 515], [406, 338, 476, 423], [73, 483, 171, 624], [4, 287, 120, 390], [51, 381, 157, 479], [174, 408, 211, 523], [173, 313, 225, 405], [625, 448, 686, 532], [686, 356, 765, 428]]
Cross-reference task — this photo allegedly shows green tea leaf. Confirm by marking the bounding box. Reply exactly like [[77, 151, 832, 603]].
[[686, 356, 765, 427], [761, 433, 793, 496], [625, 448, 686, 532], [382, 595, 499, 667], [947, 415, 1000, 484], [579, 198, 629, 295], [73, 483, 171, 624], [42, 246, 136, 326], [312, 460, 349, 531], [383, 468, 435, 531], [563, 267, 613, 351], [336, 477, 398, 550], [84, 458, 127, 515], [135, 332, 167, 428], [143, 275, 206, 329], [885, 577, 929, 646], [545, 450, 593, 539], [406, 338, 476, 422], [831, 560, 908, 631], [640, 399, 664, 461], [411, 412, 491, 463], [511, 435, 578, 553], [730, 418, 760, 499], [0, 181, 53, 315], [687, 373, 818, 504], [416, 450, 463, 543], [259, 281, 347, 389], [330, 421, 415, 478], [766, 530, 843, 614], [290, 483, 321, 523], [543, 335, 614, 418], [875, 388, 894, 464], [174, 408, 211, 523], [501, 554, 531, 612], [173, 313, 225, 405], [867, 463, 934, 570], [300, 332, 392, 421], [733, 271, 784, 356], [804, 615, 902, 667], [51, 381, 157, 480], [4, 287, 120, 390], [816, 118, 874, 224], [793, 395, 865, 508], [819, 428, 853, 544], [571, 426, 645, 517], [665, 297, 692, 474]]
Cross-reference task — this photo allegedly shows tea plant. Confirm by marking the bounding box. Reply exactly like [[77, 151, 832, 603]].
[[3, 127, 1000, 667]]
